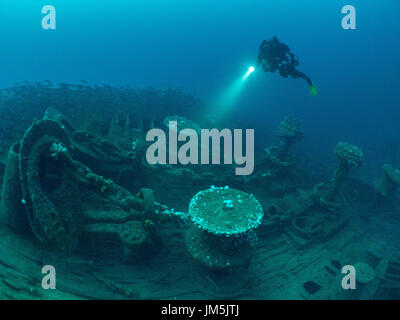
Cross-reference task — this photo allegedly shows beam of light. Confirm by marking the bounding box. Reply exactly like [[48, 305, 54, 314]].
[[210, 66, 257, 121], [242, 66, 255, 80]]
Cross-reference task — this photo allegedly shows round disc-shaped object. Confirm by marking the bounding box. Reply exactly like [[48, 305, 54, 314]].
[[188, 186, 264, 237], [278, 116, 303, 140], [334, 142, 363, 167]]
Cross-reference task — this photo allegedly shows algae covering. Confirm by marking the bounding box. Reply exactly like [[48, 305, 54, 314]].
[[188, 186, 263, 236], [0, 81, 398, 301], [185, 187, 263, 270]]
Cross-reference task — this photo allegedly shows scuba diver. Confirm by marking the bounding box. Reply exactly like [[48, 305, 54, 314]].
[[257, 36, 317, 96]]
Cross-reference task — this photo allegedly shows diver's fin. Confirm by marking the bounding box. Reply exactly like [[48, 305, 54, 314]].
[[309, 83, 318, 96]]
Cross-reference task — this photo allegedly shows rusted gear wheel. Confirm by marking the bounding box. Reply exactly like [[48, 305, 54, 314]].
[[19, 120, 82, 249]]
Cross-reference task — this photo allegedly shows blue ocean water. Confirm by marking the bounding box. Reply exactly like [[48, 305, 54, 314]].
[[1, 1, 399, 177], [0, 0, 400, 300]]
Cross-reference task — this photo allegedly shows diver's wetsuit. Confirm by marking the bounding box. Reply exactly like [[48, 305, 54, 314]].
[[257, 36, 313, 87]]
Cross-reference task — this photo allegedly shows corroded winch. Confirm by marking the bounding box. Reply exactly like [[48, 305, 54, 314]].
[[0, 116, 159, 260], [184, 186, 264, 270]]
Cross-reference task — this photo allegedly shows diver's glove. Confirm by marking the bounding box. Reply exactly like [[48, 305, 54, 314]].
[[309, 83, 318, 96]]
